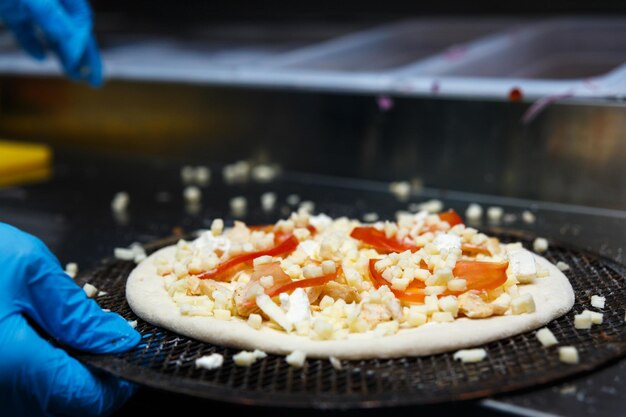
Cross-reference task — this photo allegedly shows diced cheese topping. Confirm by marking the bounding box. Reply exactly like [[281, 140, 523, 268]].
[[65, 262, 78, 278], [114, 248, 135, 261], [508, 248, 537, 283], [285, 288, 311, 324], [433, 233, 461, 254], [261, 192, 277, 212], [533, 237, 549, 253], [183, 186, 201, 204], [487, 206, 503, 222], [574, 311, 592, 329], [556, 261, 570, 272], [83, 283, 98, 298], [285, 350, 307, 368], [195, 353, 223, 370], [111, 191, 129, 212], [522, 210, 536, 224], [453, 348, 487, 363], [588, 310, 603, 325], [127, 320, 138, 329], [511, 293, 536, 315], [558, 346, 579, 364], [389, 181, 411, 201], [536, 328, 558, 347], [329, 356, 342, 370], [163, 208, 547, 342], [431, 312, 454, 323], [590, 295, 605, 309], [248, 314, 263, 330], [465, 203, 483, 221], [233, 351, 259, 367], [256, 294, 293, 332]]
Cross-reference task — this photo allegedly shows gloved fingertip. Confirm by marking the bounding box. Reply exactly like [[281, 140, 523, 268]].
[[108, 327, 142, 353]]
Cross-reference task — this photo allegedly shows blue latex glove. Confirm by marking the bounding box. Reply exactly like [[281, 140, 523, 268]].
[[0, 0, 103, 86], [0, 223, 141, 416]]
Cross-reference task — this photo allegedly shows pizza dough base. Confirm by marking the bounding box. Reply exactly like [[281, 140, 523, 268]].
[[126, 246, 574, 359]]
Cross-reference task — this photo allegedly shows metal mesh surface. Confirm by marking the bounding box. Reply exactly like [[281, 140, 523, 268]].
[[76, 230, 626, 409]]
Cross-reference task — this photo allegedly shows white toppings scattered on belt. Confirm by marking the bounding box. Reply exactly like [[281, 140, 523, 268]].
[[261, 192, 277, 212], [465, 203, 482, 221], [65, 262, 78, 278], [536, 328, 558, 347], [453, 348, 487, 363], [590, 295, 605, 309], [83, 283, 98, 298], [556, 261, 570, 272], [285, 350, 307, 368], [195, 353, 223, 370], [111, 191, 129, 213], [522, 210, 536, 224], [558, 347, 579, 364], [487, 206, 504, 222], [533, 237, 549, 253]]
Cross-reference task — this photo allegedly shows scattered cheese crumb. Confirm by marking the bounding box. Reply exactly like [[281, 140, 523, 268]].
[[214, 309, 231, 320], [251, 164, 278, 183], [574, 311, 592, 329], [536, 328, 558, 347], [261, 192, 277, 212], [195, 353, 223, 370], [587, 310, 603, 325], [417, 199, 444, 213], [102, 308, 111, 312], [114, 247, 135, 261], [363, 212, 379, 222], [233, 351, 259, 367], [230, 196, 247, 216], [487, 206, 504, 222], [511, 293, 536, 315], [286, 194, 301, 206], [431, 311, 454, 323], [195, 166, 211, 186], [83, 283, 98, 298], [252, 349, 267, 359], [111, 192, 129, 212], [299, 201, 315, 213], [465, 203, 483, 221], [223, 161, 250, 184], [247, 314, 263, 330], [180, 165, 195, 184], [211, 218, 224, 236], [127, 320, 138, 329], [590, 295, 605, 309], [389, 181, 411, 201], [453, 348, 487, 363], [522, 210, 536, 224], [559, 346, 579, 364], [329, 356, 342, 370], [183, 186, 201, 204], [556, 261, 570, 272], [97, 290, 108, 297], [533, 237, 549, 253], [285, 350, 307, 368], [65, 262, 78, 278]]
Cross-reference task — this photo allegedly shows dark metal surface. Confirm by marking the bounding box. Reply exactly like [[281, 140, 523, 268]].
[[74, 228, 626, 409]]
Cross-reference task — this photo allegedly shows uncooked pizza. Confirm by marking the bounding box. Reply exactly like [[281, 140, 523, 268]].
[[126, 209, 574, 359]]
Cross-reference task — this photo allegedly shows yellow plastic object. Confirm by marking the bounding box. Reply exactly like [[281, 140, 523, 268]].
[[0, 140, 52, 187]]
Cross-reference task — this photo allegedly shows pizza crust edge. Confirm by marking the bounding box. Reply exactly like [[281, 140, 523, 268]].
[[126, 246, 575, 359]]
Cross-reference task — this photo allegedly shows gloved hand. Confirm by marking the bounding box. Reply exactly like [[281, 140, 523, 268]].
[[0, 0, 102, 86], [0, 223, 141, 417]]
